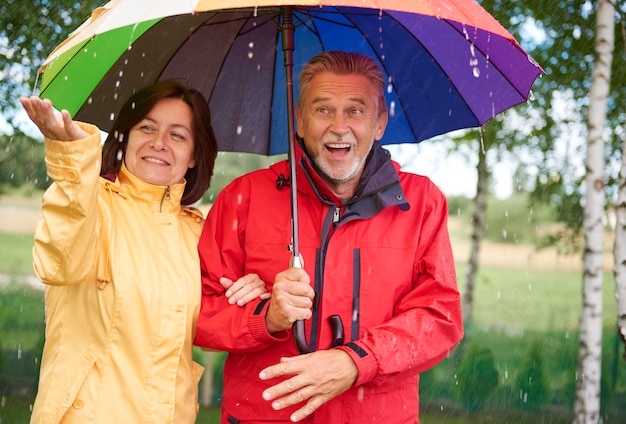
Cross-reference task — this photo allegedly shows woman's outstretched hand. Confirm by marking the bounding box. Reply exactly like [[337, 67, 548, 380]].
[[20, 96, 89, 141]]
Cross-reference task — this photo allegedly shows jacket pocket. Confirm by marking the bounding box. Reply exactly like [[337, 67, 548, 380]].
[[192, 360, 205, 385], [57, 354, 102, 423]]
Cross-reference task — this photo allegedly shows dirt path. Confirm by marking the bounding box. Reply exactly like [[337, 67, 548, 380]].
[[0, 195, 41, 234]]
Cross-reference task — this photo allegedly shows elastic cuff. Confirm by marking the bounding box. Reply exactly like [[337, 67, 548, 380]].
[[336, 341, 378, 386]]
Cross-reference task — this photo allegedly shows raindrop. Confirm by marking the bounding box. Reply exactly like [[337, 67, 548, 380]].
[[110, 113, 115, 121], [118, 70, 124, 77], [63, 75, 68, 81], [114, 93, 118, 100], [131, 102, 136, 110], [248, 52, 254, 59], [528, 90, 536, 101], [389, 101, 396, 117], [87, 97, 93, 104], [386, 84, 392, 94], [236, 125, 243, 135], [115, 81, 120, 88], [116, 149, 123, 161], [249, 42, 254, 49], [472, 67, 480, 78]]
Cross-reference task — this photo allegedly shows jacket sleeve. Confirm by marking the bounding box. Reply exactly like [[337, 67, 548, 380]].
[[32, 123, 103, 286], [195, 176, 289, 352], [337, 179, 464, 386]]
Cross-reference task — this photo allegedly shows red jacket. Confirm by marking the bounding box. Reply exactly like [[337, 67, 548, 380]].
[[195, 141, 463, 423]]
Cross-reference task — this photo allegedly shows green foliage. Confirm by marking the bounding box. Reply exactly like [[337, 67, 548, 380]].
[[0, 133, 48, 193], [478, 0, 626, 239], [455, 344, 499, 413], [203, 152, 286, 203], [0, 0, 106, 128], [0, 283, 44, 351], [514, 341, 550, 411]]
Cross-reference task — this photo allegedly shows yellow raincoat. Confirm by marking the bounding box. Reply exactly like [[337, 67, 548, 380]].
[[30, 124, 204, 423]]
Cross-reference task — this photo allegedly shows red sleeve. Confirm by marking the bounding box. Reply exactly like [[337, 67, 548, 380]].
[[194, 176, 289, 352]]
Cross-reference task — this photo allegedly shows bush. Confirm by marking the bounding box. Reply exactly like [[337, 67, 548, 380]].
[[514, 341, 550, 411], [455, 344, 499, 413]]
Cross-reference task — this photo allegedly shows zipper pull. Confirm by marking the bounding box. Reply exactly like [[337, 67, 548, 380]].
[[165, 186, 171, 200], [333, 206, 341, 223]]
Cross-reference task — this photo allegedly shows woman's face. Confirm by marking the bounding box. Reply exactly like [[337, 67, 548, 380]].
[[124, 98, 196, 187]]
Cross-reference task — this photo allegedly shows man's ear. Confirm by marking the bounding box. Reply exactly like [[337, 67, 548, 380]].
[[375, 111, 388, 141]]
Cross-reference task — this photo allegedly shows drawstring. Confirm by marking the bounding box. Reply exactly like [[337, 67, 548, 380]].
[[98, 182, 115, 288]]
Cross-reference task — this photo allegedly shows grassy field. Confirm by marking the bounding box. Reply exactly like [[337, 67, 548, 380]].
[[1, 194, 625, 423]]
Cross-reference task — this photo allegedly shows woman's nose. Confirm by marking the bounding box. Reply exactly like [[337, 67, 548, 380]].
[[150, 133, 168, 150]]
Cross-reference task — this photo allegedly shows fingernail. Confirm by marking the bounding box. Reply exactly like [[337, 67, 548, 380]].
[[259, 371, 266, 380], [291, 414, 299, 422], [225, 290, 232, 297], [272, 401, 281, 410]]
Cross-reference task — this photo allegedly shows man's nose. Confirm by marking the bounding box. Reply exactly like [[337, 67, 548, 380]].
[[330, 112, 349, 135]]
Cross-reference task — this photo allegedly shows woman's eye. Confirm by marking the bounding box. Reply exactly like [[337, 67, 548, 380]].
[[171, 133, 185, 141]]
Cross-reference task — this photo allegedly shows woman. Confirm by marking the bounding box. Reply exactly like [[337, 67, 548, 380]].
[[21, 81, 267, 424]]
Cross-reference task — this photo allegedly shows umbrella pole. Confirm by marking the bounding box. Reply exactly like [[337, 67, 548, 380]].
[[282, 7, 311, 355], [281, 8, 301, 269]]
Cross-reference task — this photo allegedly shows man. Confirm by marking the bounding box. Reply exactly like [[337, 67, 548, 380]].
[[195, 51, 463, 423]]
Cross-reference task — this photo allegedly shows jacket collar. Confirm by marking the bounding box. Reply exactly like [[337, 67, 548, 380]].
[[107, 162, 186, 213]]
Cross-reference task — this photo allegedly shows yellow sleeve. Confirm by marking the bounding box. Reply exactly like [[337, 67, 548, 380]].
[[33, 123, 103, 286]]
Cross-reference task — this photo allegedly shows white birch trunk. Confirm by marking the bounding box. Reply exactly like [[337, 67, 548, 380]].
[[573, 1, 614, 422], [615, 125, 626, 360]]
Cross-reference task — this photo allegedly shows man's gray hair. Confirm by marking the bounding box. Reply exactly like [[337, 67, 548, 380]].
[[297, 51, 387, 116]]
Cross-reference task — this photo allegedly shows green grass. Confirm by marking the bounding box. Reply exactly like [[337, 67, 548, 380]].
[[465, 267, 618, 332], [0, 232, 34, 275]]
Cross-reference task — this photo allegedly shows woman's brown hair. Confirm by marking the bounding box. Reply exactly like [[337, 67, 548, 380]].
[[101, 81, 217, 205]]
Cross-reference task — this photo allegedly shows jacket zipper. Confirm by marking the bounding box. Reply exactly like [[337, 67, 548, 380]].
[[333, 206, 341, 223], [160, 186, 171, 211]]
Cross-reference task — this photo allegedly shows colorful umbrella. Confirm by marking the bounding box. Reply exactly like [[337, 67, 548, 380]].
[[39, 0, 541, 154], [37, 0, 541, 352]]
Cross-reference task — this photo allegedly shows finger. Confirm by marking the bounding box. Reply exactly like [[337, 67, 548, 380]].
[[220, 277, 234, 291], [290, 396, 324, 422]]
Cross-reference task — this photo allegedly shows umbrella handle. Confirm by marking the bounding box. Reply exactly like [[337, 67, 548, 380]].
[[290, 254, 312, 354]]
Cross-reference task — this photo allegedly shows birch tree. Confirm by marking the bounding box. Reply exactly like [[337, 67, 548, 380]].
[[574, 0, 614, 422], [615, 126, 626, 361]]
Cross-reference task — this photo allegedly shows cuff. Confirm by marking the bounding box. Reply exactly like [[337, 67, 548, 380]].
[[336, 341, 378, 386]]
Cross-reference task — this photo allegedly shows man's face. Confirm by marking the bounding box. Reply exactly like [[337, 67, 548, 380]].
[[296, 72, 387, 196]]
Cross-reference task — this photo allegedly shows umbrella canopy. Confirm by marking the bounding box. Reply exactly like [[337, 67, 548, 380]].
[[38, 0, 542, 156]]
